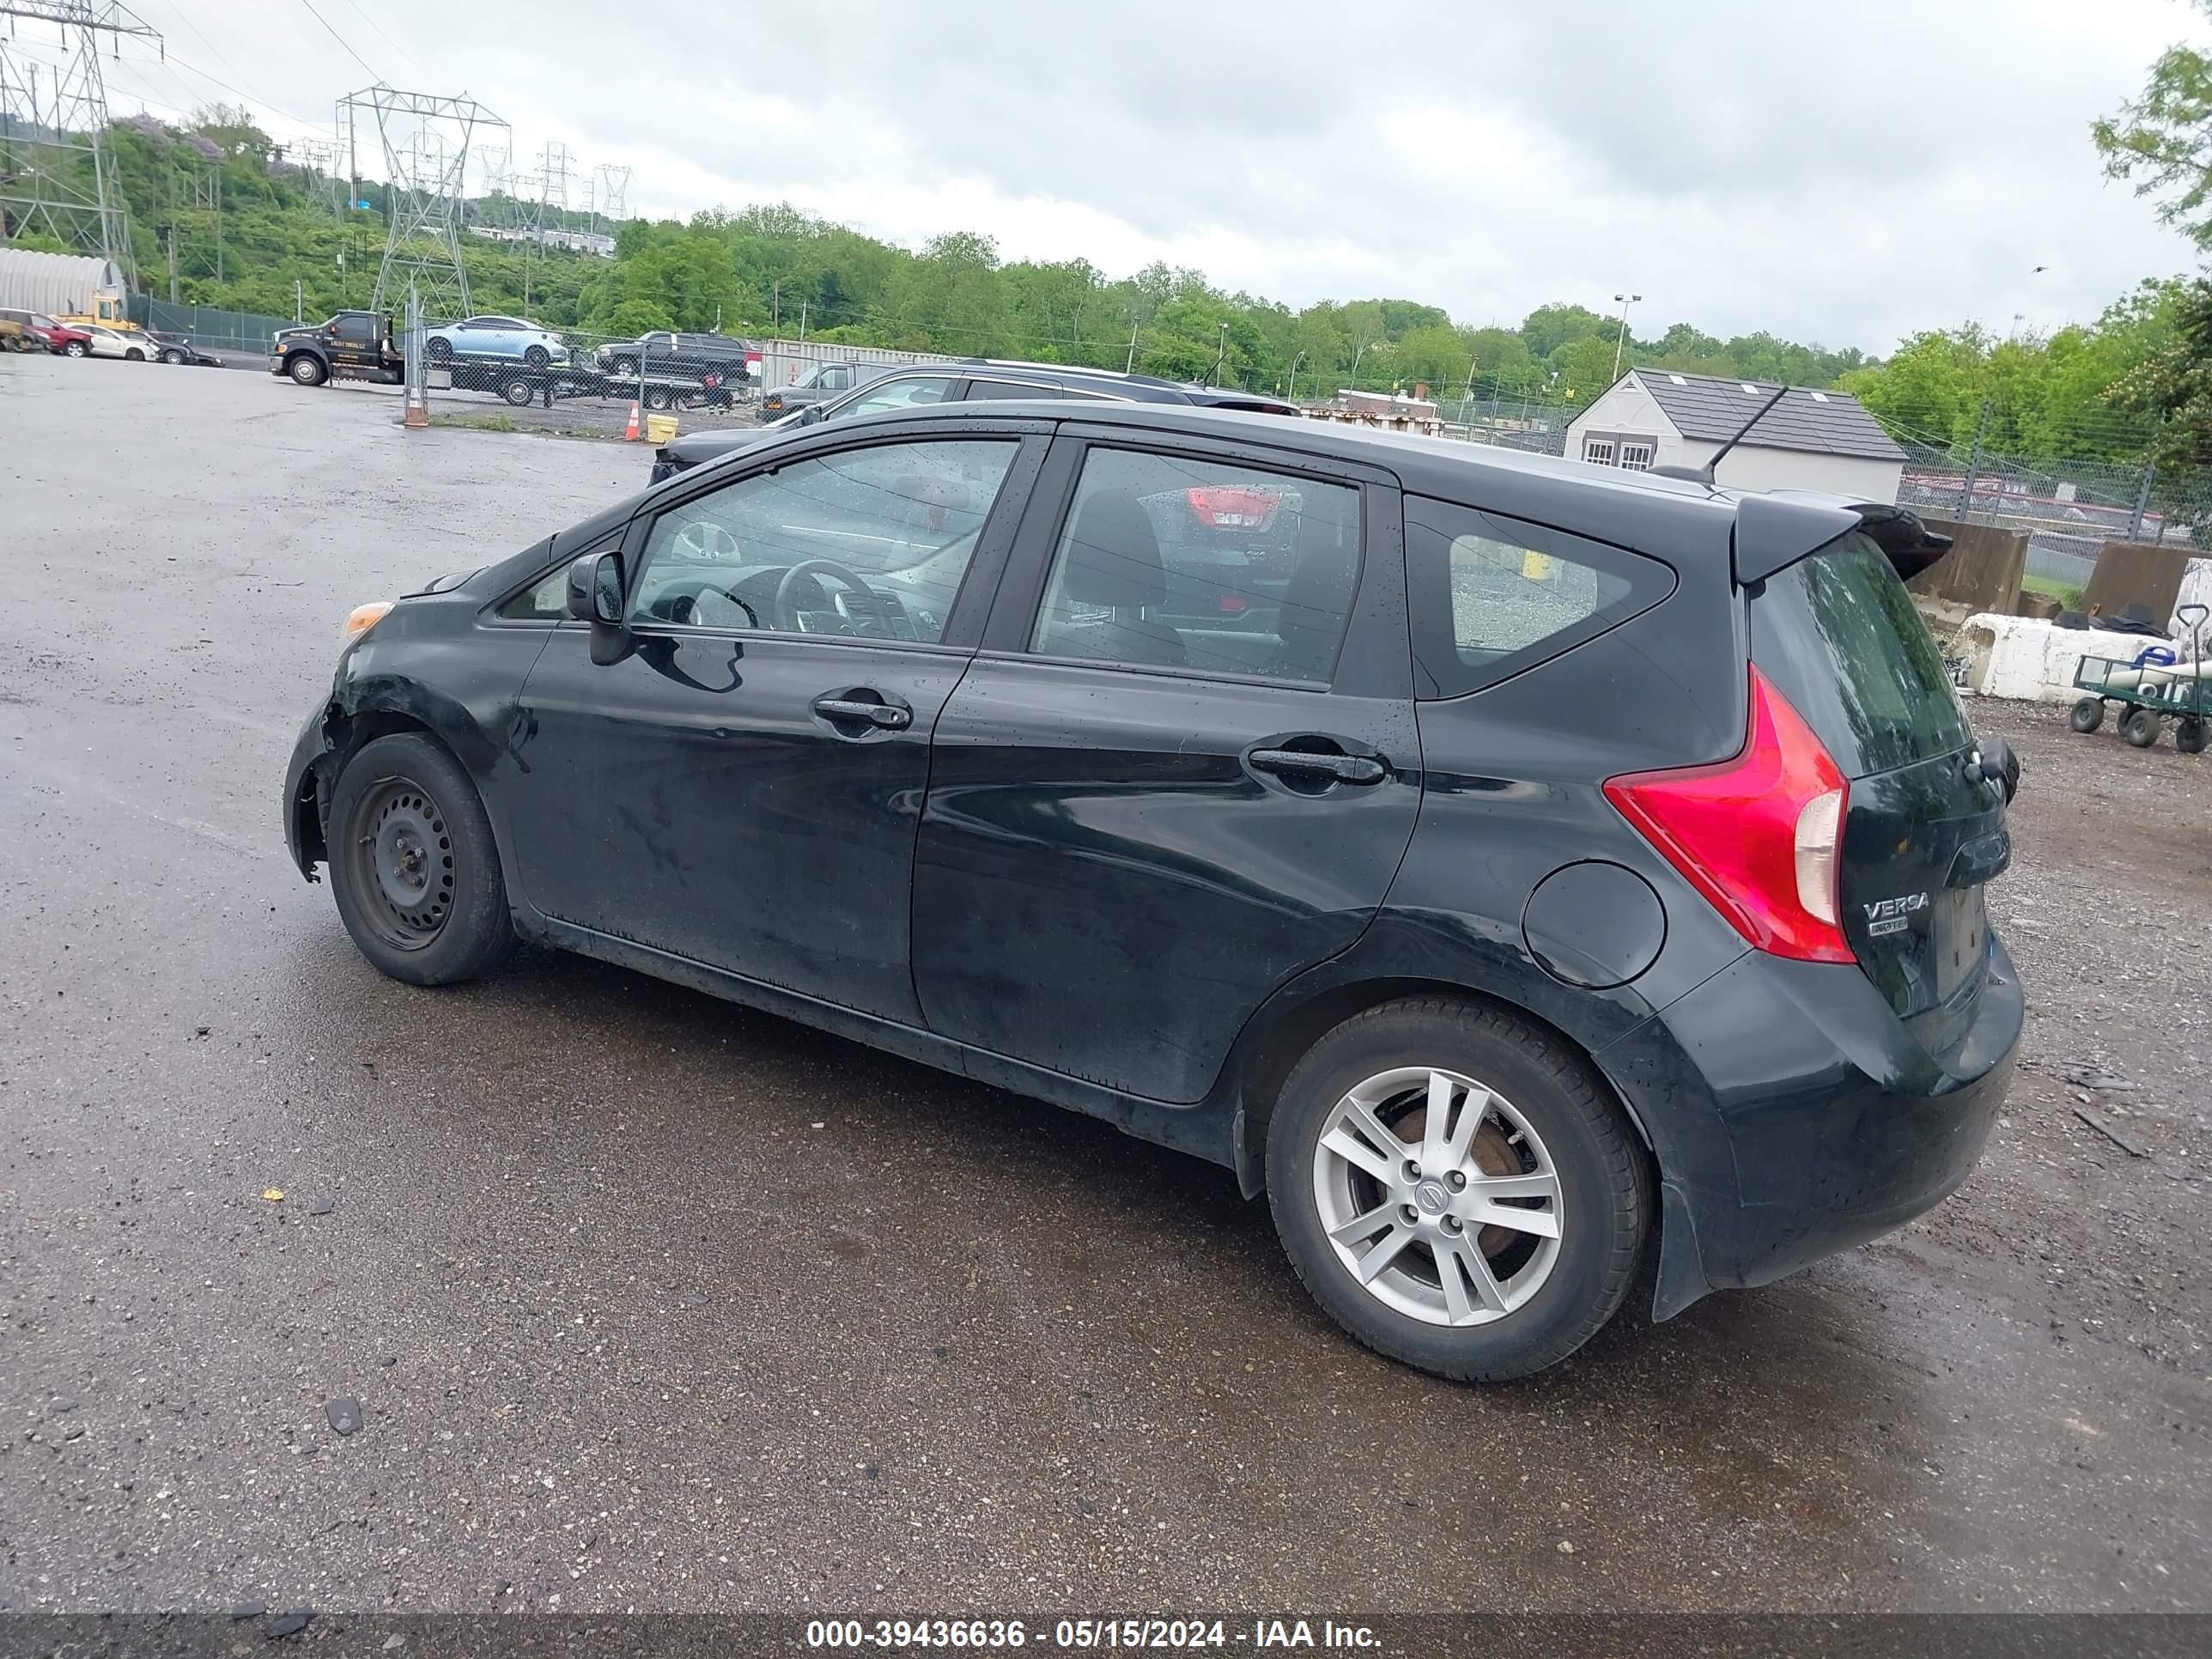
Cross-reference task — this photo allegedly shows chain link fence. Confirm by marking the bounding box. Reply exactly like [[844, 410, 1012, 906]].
[[125, 295, 295, 353]]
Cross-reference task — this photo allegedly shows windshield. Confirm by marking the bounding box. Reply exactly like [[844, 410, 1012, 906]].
[[1750, 529, 1972, 778]]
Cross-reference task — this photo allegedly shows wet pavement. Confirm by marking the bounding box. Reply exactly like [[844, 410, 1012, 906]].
[[0, 351, 2206, 1614]]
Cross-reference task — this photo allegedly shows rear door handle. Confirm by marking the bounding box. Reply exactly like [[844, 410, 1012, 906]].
[[1249, 747, 1388, 785], [812, 694, 912, 731]]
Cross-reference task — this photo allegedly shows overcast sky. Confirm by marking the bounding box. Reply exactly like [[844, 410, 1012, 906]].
[[53, 0, 2212, 352]]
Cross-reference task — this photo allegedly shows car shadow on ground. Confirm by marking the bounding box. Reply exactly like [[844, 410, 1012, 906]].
[[278, 931, 1952, 1499]]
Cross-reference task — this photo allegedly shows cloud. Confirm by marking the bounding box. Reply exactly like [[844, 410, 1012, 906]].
[[80, 0, 2212, 350]]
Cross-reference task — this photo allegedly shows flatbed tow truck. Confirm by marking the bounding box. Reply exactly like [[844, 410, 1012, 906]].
[[269, 310, 738, 409]]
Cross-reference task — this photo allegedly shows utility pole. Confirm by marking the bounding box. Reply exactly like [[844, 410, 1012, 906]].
[[771, 281, 780, 335], [1959, 398, 1990, 520], [1212, 321, 1228, 387], [1287, 349, 1306, 401], [2128, 461, 2156, 543], [798, 299, 806, 343], [1610, 292, 1642, 380], [1125, 318, 1139, 374], [166, 223, 177, 303]]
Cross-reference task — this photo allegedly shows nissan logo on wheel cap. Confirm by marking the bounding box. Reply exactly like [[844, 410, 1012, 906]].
[[1414, 1180, 1450, 1215]]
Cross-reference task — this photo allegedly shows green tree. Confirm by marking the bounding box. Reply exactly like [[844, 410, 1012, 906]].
[[2095, 2, 2212, 247]]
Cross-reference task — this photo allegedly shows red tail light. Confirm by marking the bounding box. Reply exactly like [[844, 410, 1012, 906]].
[[1603, 666, 1852, 963], [1186, 486, 1280, 528]]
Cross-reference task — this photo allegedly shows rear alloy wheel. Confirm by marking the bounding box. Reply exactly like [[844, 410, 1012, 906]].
[[1267, 998, 1650, 1382], [2124, 707, 2163, 748], [64, 341, 87, 357], [2069, 696, 2105, 733], [2178, 717, 2208, 755], [125, 348, 145, 362], [524, 343, 551, 369], [289, 353, 327, 386], [327, 733, 515, 986]]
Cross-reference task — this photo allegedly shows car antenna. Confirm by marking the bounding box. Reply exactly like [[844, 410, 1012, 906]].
[[1653, 381, 1792, 487]]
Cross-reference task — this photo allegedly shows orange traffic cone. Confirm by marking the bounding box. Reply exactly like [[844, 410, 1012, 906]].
[[623, 401, 641, 441]]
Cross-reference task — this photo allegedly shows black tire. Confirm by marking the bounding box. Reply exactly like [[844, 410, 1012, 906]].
[[607, 353, 637, 377], [2178, 717, 2208, 755], [125, 348, 146, 362], [427, 335, 452, 362], [2069, 696, 2105, 733], [1265, 996, 1652, 1382], [289, 353, 327, 386], [325, 733, 516, 987], [642, 384, 672, 410], [524, 343, 551, 368], [161, 347, 187, 364], [501, 376, 535, 407], [64, 340, 87, 357], [2124, 707, 2162, 748]]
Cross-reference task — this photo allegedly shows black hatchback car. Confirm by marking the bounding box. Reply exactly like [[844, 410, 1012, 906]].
[[283, 403, 2021, 1381]]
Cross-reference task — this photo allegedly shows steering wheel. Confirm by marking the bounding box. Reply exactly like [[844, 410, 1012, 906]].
[[671, 519, 742, 562], [773, 558, 878, 631]]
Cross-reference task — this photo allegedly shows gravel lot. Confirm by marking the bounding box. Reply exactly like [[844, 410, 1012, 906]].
[[0, 351, 2206, 1620]]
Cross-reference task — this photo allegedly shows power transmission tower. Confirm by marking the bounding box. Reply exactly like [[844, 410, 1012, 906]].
[[592, 161, 629, 231], [337, 83, 504, 320], [0, 1, 161, 285], [533, 140, 568, 237], [476, 142, 509, 232], [288, 136, 347, 219]]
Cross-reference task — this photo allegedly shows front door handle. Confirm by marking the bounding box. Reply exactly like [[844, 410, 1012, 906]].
[[1249, 746, 1388, 785], [812, 694, 912, 731]]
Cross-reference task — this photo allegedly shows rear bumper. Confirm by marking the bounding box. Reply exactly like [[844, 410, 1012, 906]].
[[1600, 935, 2021, 1318]]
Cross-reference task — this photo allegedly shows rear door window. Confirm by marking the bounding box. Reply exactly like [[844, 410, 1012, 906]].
[[1750, 531, 1972, 776], [1405, 496, 1674, 698]]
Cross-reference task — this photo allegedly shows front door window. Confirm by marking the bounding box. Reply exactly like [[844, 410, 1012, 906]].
[[629, 438, 1019, 645]]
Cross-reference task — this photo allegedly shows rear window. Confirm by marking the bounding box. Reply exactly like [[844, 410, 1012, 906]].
[[1750, 530, 1972, 778]]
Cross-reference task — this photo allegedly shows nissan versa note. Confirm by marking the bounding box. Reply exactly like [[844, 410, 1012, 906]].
[[282, 401, 2021, 1381]]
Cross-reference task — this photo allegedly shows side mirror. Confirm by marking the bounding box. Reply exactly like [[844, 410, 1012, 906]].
[[567, 551, 633, 665], [1982, 734, 2020, 805], [799, 402, 826, 426]]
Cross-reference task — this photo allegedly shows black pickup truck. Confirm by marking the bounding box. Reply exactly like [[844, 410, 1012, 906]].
[[269, 311, 401, 386]]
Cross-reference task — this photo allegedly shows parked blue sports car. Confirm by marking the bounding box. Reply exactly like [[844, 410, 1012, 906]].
[[422, 315, 567, 367]]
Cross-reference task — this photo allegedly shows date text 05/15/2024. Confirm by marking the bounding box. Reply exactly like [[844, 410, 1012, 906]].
[[804, 1620, 1382, 1650]]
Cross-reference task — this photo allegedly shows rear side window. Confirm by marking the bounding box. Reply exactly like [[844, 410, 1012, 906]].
[[1751, 531, 1972, 777], [1406, 496, 1673, 698]]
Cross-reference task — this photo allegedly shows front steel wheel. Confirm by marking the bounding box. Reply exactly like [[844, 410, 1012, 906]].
[[1313, 1067, 1563, 1326], [343, 777, 455, 951], [326, 733, 515, 986]]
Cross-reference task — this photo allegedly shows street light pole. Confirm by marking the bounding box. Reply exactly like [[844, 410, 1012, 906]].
[[1611, 292, 1642, 381], [1212, 321, 1229, 387], [1288, 349, 1307, 400]]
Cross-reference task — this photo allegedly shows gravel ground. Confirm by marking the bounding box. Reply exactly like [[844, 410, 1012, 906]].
[[0, 352, 2206, 1620], [1913, 696, 2211, 1372]]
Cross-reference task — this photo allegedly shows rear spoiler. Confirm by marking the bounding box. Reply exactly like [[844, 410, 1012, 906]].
[[1730, 492, 1954, 586]]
